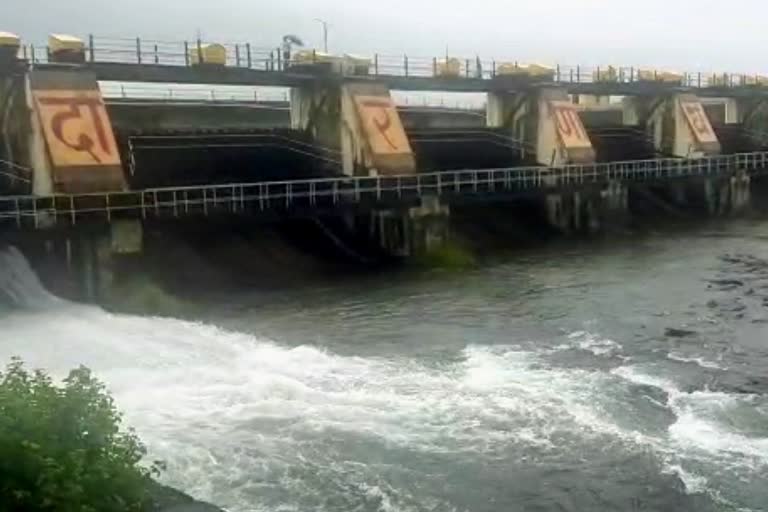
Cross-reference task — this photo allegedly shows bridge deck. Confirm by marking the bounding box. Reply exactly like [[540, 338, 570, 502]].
[[2, 153, 765, 230], [22, 35, 768, 97]]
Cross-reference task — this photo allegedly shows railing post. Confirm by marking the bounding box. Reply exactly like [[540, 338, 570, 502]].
[[697, 72, 702, 88], [154, 44, 159, 64], [29, 44, 35, 64], [374, 53, 379, 75], [433, 56, 437, 77], [246, 43, 252, 68], [196, 38, 203, 65], [235, 44, 241, 67], [136, 37, 142, 64], [576, 65, 581, 83], [465, 58, 470, 78], [404, 55, 409, 77], [556, 64, 561, 82], [276, 48, 281, 71], [88, 34, 95, 62], [492, 60, 496, 78], [184, 41, 189, 66]]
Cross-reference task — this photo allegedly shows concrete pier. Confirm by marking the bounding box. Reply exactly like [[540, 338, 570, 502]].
[[73, 220, 143, 301], [291, 80, 415, 176], [372, 196, 450, 258], [622, 93, 721, 158]]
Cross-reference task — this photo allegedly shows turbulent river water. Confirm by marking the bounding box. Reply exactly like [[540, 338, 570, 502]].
[[2, 220, 768, 512]]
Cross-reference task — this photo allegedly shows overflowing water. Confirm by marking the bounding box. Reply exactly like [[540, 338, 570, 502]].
[[1, 221, 768, 511]]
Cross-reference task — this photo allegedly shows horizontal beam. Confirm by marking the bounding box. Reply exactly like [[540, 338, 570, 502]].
[[31, 62, 768, 98], [36, 62, 316, 88], [2, 152, 765, 229]]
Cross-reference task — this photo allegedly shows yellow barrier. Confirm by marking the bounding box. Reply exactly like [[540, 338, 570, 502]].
[[0, 31, 19, 63], [0, 31, 20, 48], [49, 34, 85, 63], [293, 49, 339, 65], [637, 69, 683, 83], [595, 66, 619, 82], [343, 54, 371, 76], [435, 58, 461, 78], [709, 73, 730, 87], [189, 43, 226, 66], [496, 63, 554, 79], [741, 75, 768, 86]]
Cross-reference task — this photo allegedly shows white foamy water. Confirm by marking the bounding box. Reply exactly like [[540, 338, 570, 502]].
[[562, 330, 624, 356], [0, 247, 62, 309], [667, 352, 725, 370], [611, 365, 768, 464], [0, 247, 766, 511]]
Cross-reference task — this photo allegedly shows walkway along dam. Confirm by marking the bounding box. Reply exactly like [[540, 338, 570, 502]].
[[2, 31, 768, 301]]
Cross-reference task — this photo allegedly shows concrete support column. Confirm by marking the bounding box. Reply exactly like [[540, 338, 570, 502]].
[[682, 177, 750, 217], [374, 196, 450, 257], [291, 81, 415, 176], [623, 93, 721, 158], [728, 172, 751, 214], [76, 220, 143, 302], [25, 74, 53, 195], [724, 98, 741, 124], [546, 182, 628, 234], [407, 196, 450, 256], [545, 192, 581, 233], [598, 181, 629, 230], [660, 177, 747, 217], [290, 84, 341, 153], [488, 87, 595, 166]]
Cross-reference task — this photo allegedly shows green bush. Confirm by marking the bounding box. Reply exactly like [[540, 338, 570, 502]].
[[0, 358, 156, 512]]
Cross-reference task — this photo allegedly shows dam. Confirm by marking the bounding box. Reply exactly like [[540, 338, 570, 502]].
[[1, 31, 768, 299], [1, 24, 768, 512]]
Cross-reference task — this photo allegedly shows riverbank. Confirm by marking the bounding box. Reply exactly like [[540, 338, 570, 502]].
[[149, 481, 226, 512]]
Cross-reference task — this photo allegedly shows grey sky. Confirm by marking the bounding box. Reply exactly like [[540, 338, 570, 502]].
[[2, 0, 766, 72]]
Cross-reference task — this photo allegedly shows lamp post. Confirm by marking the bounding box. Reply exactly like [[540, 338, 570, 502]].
[[314, 18, 330, 53]]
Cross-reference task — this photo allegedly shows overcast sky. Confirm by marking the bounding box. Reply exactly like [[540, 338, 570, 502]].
[[3, 0, 766, 71]]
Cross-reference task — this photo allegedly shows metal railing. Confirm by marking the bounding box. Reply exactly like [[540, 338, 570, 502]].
[[0, 152, 765, 229], [99, 83, 290, 103], [23, 34, 768, 90]]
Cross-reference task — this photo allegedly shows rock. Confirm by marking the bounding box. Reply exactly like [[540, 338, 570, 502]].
[[707, 279, 744, 287], [145, 481, 226, 512], [665, 328, 697, 338]]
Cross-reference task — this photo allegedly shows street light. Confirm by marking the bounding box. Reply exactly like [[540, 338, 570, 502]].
[[314, 18, 330, 53]]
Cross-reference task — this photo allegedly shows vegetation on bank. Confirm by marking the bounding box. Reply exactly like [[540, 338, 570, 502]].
[[412, 240, 476, 270], [0, 358, 160, 512]]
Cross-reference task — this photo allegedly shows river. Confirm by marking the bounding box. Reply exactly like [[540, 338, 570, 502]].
[[1, 220, 767, 512]]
